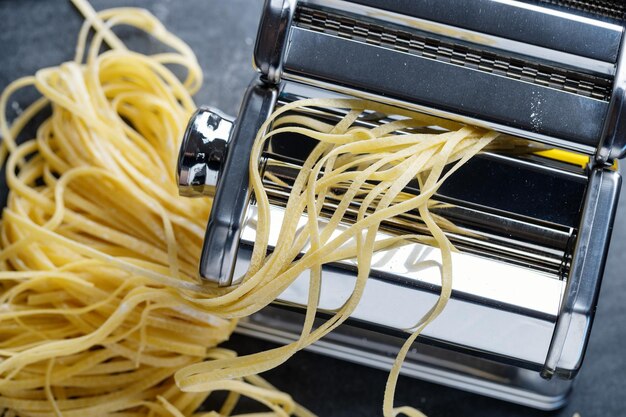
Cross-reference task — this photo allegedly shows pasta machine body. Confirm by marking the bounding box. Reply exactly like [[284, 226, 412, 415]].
[[177, 0, 626, 409]]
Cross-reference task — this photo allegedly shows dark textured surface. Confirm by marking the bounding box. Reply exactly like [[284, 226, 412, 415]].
[[1, 1, 625, 416]]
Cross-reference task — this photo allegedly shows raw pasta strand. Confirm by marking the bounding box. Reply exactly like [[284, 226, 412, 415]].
[[0, 3, 309, 416]]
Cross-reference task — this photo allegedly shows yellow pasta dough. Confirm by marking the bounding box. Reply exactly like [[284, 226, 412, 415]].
[[0, 1, 514, 416], [0, 2, 314, 416]]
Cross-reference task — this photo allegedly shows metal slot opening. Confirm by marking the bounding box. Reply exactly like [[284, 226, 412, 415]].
[[294, 6, 613, 100], [260, 100, 588, 278], [284, 9, 612, 147]]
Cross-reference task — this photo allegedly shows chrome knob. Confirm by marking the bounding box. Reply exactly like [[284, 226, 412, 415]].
[[177, 107, 234, 198]]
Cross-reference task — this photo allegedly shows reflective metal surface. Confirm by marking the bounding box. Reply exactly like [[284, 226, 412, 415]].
[[215, 87, 596, 370], [265, 92, 589, 227], [282, 74, 598, 155], [598, 33, 626, 162], [237, 306, 573, 410], [262, 160, 572, 276], [310, 0, 623, 63], [262, 90, 592, 275], [301, 0, 618, 76], [253, 0, 295, 84], [295, 6, 613, 98], [177, 107, 233, 198], [543, 169, 622, 379], [198, 78, 278, 286], [220, 87, 616, 405], [237, 204, 565, 332], [283, 27, 610, 148]]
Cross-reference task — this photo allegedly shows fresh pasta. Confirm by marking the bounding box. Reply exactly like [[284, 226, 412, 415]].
[[0, 2, 312, 416], [0, 1, 515, 416]]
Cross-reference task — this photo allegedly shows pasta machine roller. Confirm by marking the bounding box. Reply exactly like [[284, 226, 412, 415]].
[[177, 0, 626, 409]]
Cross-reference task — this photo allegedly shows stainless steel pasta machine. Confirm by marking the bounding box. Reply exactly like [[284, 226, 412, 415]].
[[177, 0, 626, 409]]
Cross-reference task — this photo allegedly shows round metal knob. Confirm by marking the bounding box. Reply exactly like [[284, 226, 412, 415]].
[[177, 106, 234, 198]]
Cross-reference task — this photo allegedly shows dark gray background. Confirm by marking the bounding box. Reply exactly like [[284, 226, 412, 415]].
[[0, 1, 624, 416]]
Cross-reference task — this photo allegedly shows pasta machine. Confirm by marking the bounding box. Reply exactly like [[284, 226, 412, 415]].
[[177, 0, 626, 409]]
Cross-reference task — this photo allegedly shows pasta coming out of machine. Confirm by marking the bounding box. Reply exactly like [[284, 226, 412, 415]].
[[177, 0, 626, 409]]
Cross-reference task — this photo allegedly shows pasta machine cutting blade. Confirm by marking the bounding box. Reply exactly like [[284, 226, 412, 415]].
[[177, 0, 626, 409]]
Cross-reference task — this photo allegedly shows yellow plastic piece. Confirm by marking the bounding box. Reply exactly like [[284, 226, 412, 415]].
[[535, 149, 618, 170]]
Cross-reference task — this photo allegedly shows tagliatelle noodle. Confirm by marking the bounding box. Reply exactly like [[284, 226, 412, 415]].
[[0, 1, 316, 416]]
